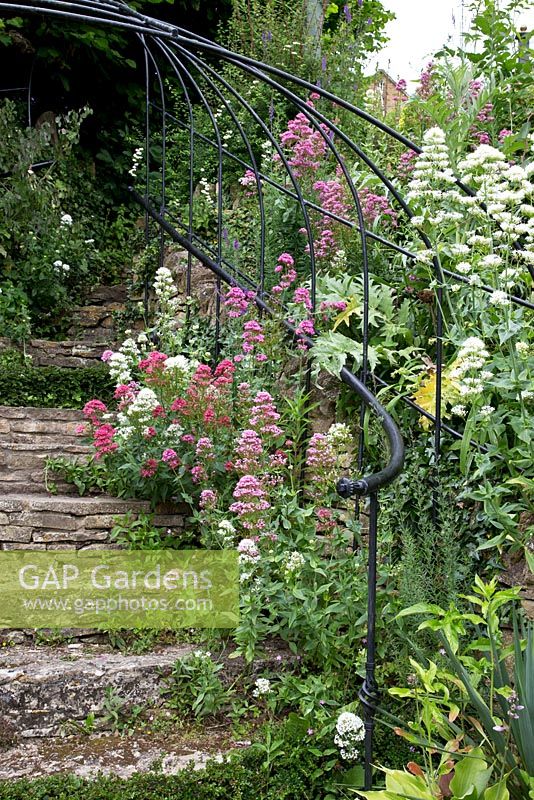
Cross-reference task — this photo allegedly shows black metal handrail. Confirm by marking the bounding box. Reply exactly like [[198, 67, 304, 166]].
[[4, 1, 530, 789]]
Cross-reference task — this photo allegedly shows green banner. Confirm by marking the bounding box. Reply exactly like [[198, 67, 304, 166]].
[[0, 550, 239, 629]]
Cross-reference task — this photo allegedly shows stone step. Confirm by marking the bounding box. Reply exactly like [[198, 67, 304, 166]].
[[0, 642, 195, 737], [0, 441, 91, 493], [0, 729, 230, 780], [0, 338, 114, 369], [0, 640, 286, 739], [0, 493, 187, 549]]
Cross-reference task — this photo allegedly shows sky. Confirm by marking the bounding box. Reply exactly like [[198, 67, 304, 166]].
[[367, 0, 534, 87]]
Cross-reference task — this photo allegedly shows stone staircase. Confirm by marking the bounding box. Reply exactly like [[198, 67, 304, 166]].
[[0, 406, 187, 549]]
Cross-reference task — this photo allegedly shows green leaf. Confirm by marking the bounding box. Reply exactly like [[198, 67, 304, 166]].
[[484, 780, 509, 800], [449, 750, 492, 799]]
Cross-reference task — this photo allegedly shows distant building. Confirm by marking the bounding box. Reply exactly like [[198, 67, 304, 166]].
[[369, 69, 408, 114]]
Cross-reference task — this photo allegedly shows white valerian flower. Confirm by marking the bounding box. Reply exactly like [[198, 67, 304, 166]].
[[237, 538, 260, 564], [252, 678, 271, 697], [451, 404, 467, 417], [489, 290, 510, 306], [415, 249, 434, 265], [334, 712, 365, 761], [283, 551, 305, 576], [60, 213, 73, 226], [123, 387, 159, 424], [456, 262, 472, 274], [164, 355, 198, 376], [108, 352, 132, 385], [327, 422, 352, 448], [480, 254, 503, 268], [479, 405, 494, 418], [53, 259, 63, 267], [193, 650, 212, 659], [515, 341, 529, 355], [449, 243, 470, 256], [521, 389, 534, 401]]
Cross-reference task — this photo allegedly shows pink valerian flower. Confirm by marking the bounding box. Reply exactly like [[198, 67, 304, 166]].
[[319, 299, 347, 322], [191, 465, 205, 483], [293, 286, 312, 310], [161, 448, 180, 469], [138, 351, 168, 384], [272, 253, 298, 295], [476, 102, 494, 123], [269, 450, 288, 469], [143, 426, 157, 439], [152, 405, 166, 419], [234, 429, 264, 474], [249, 391, 283, 437], [224, 286, 254, 318], [199, 489, 217, 509], [393, 78, 408, 103], [92, 423, 117, 459], [181, 433, 196, 444], [306, 433, 336, 474], [191, 364, 213, 387], [242, 319, 265, 355], [279, 110, 329, 177], [213, 358, 236, 388], [398, 149, 417, 179], [239, 169, 258, 195], [83, 399, 108, 425], [171, 397, 188, 414], [473, 130, 491, 145], [359, 187, 398, 228], [140, 458, 158, 478], [499, 128, 513, 142], [295, 318, 316, 350], [101, 349, 114, 363], [417, 61, 435, 99], [468, 79, 483, 98], [230, 475, 270, 530], [203, 407, 216, 424], [316, 506, 336, 532], [304, 177, 351, 258], [196, 437, 214, 458], [74, 423, 87, 436]]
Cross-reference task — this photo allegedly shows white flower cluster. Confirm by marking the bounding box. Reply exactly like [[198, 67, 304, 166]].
[[334, 711, 365, 761], [164, 354, 198, 379], [108, 351, 132, 385], [449, 337, 491, 401], [252, 678, 272, 698], [283, 550, 305, 577], [53, 259, 70, 274], [326, 422, 352, 448], [192, 649, 212, 659], [128, 147, 144, 178], [154, 266, 177, 299], [60, 213, 73, 226], [407, 128, 461, 220], [217, 519, 236, 547], [458, 145, 534, 251], [237, 538, 260, 564], [118, 387, 159, 427]]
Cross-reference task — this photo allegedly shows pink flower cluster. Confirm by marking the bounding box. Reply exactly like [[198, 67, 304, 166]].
[[272, 253, 297, 296], [93, 423, 117, 459], [398, 149, 417, 179], [499, 129, 513, 143], [140, 458, 158, 478], [309, 178, 351, 258], [224, 286, 254, 318], [279, 105, 329, 177], [229, 475, 270, 530], [417, 62, 435, 99], [234, 429, 263, 474], [359, 187, 398, 228], [162, 448, 180, 469], [242, 320, 266, 362], [293, 286, 312, 310], [83, 399, 107, 425], [200, 489, 217, 509], [249, 391, 283, 437], [319, 299, 348, 322], [306, 433, 336, 474], [138, 351, 168, 383]]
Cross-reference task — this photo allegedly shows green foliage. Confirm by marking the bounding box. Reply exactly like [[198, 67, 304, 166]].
[[0, 351, 114, 408], [161, 650, 231, 719], [110, 512, 193, 550]]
